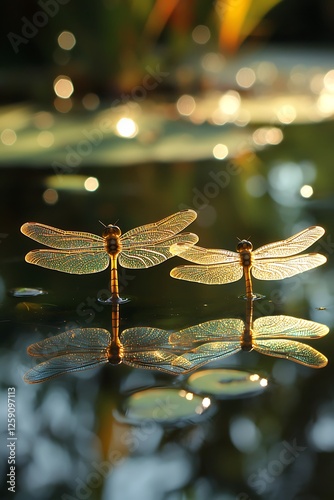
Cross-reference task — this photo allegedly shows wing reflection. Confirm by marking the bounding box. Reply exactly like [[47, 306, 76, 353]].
[[171, 298, 329, 370], [24, 302, 189, 383]]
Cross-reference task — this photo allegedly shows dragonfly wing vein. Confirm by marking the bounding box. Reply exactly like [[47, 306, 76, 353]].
[[27, 328, 111, 358], [25, 249, 110, 274], [252, 253, 326, 280], [253, 226, 325, 258], [253, 339, 328, 368], [119, 233, 198, 268], [172, 342, 241, 371], [24, 353, 108, 383], [170, 243, 238, 264], [120, 209, 197, 242], [21, 222, 103, 249], [170, 262, 243, 284], [254, 316, 329, 339], [170, 319, 244, 345]]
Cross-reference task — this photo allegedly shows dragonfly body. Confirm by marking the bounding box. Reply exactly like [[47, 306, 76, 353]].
[[170, 226, 327, 298], [21, 210, 198, 302], [237, 240, 253, 297]]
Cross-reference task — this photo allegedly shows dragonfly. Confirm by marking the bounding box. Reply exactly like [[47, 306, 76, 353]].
[[169, 298, 329, 370], [21, 210, 198, 303], [23, 302, 188, 383], [170, 226, 327, 298]]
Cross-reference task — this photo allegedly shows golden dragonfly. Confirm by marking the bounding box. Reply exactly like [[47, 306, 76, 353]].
[[169, 298, 329, 370], [170, 226, 326, 298], [21, 210, 198, 303], [24, 302, 188, 383]]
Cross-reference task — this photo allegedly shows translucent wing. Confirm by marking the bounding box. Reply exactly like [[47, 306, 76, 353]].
[[120, 209, 197, 246], [253, 339, 328, 368], [25, 249, 110, 274], [253, 226, 325, 259], [24, 353, 108, 383], [253, 316, 329, 339], [251, 253, 326, 280], [170, 243, 238, 264], [119, 233, 198, 269], [27, 328, 111, 358], [121, 327, 172, 348], [171, 342, 241, 372], [21, 222, 103, 249], [170, 319, 244, 346], [120, 327, 190, 373], [123, 350, 189, 375], [170, 262, 243, 284]]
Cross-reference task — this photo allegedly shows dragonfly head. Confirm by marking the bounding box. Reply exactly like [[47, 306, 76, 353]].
[[236, 239, 253, 252], [102, 225, 122, 238]]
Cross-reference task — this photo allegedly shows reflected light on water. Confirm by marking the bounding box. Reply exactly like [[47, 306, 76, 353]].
[[176, 95, 196, 116], [212, 143, 228, 160], [245, 175, 267, 198], [43, 188, 59, 205], [115, 117, 138, 138], [84, 176, 99, 192], [300, 184, 313, 198], [201, 52, 225, 72], [309, 412, 334, 451], [276, 105, 296, 124], [37, 131, 54, 148], [252, 127, 283, 146], [323, 69, 334, 92], [82, 93, 100, 111], [219, 91, 240, 117], [192, 25, 211, 45], [1, 128, 17, 146], [54, 97, 73, 113], [57, 31, 76, 50], [33, 111, 54, 129], [230, 416, 261, 453], [236, 67, 256, 89], [256, 61, 278, 85], [54, 75, 74, 99]]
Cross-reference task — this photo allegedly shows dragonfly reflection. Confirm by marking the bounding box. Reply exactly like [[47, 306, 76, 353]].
[[24, 303, 187, 383], [170, 226, 326, 298], [21, 210, 198, 302], [170, 299, 329, 370]]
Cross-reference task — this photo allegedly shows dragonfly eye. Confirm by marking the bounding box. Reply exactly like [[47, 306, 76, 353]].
[[236, 240, 253, 252], [102, 225, 122, 237]]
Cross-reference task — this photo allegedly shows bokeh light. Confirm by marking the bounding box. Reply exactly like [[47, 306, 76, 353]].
[[115, 118, 138, 138], [57, 31, 76, 50], [192, 25, 211, 45], [212, 143, 228, 160], [236, 67, 256, 88], [53, 76, 74, 99], [176, 95, 196, 116], [84, 177, 99, 192], [1, 129, 17, 146]]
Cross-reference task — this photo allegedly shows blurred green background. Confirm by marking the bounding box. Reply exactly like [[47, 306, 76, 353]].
[[1, 1, 334, 499]]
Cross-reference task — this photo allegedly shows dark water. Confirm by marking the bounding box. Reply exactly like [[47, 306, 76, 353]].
[[1, 119, 334, 500]]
